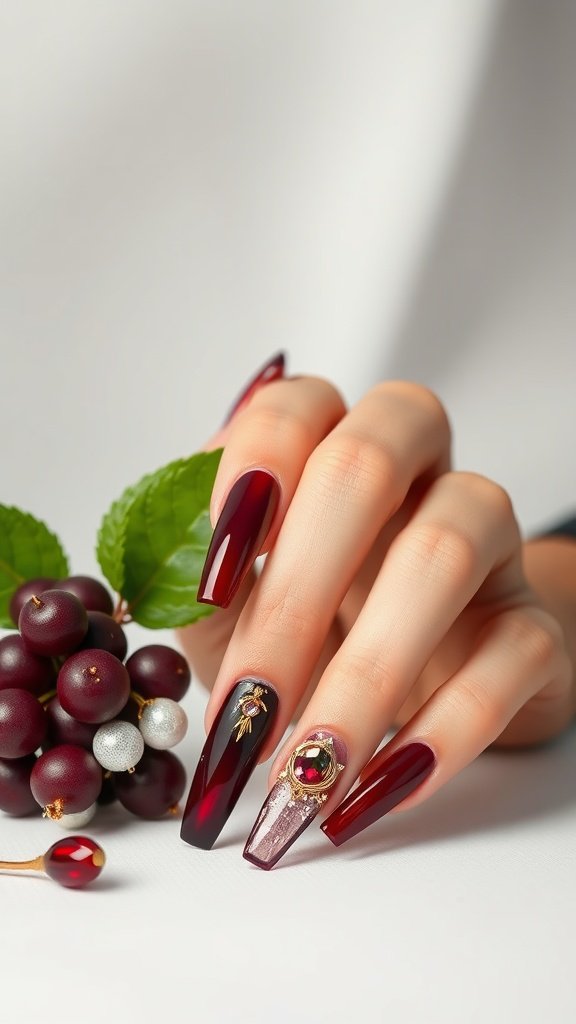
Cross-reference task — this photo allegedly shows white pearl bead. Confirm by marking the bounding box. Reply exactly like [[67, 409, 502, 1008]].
[[56, 802, 97, 830], [138, 698, 188, 750], [93, 720, 144, 772]]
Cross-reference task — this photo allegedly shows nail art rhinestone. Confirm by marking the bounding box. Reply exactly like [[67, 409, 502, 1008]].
[[233, 685, 269, 741], [294, 744, 332, 786], [281, 736, 345, 803], [242, 699, 261, 719]]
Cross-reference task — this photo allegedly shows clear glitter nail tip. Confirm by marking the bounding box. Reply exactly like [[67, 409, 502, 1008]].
[[242, 730, 347, 870]]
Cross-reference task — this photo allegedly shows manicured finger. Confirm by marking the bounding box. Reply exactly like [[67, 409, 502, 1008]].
[[197, 376, 347, 608], [175, 357, 286, 687], [320, 603, 571, 845]]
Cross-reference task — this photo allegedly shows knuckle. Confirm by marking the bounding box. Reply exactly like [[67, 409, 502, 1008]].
[[371, 381, 452, 441], [453, 472, 516, 524], [303, 375, 348, 417], [310, 434, 400, 505], [256, 582, 321, 644], [398, 521, 477, 589], [247, 404, 315, 454], [331, 647, 397, 703], [507, 608, 565, 673], [448, 676, 504, 731]]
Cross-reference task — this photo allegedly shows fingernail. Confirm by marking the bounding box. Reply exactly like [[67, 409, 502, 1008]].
[[243, 731, 347, 870], [180, 678, 279, 850], [320, 742, 436, 847], [222, 352, 285, 426], [197, 469, 280, 608]]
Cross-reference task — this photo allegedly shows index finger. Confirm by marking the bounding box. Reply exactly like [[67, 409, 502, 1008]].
[[197, 375, 347, 608]]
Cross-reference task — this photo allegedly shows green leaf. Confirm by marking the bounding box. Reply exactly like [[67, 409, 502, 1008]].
[[0, 505, 69, 628], [96, 471, 155, 594], [97, 450, 222, 629]]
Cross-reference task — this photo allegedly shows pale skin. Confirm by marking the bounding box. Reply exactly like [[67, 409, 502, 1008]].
[[178, 377, 576, 819]]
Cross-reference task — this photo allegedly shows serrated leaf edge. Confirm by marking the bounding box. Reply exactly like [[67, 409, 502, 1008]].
[[0, 504, 69, 627]]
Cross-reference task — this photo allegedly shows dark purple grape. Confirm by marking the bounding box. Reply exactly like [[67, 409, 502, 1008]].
[[0, 754, 39, 816], [0, 688, 47, 759], [30, 744, 102, 815], [57, 649, 130, 724], [77, 611, 127, 660], [45, 696, 98, 750], [97, 773, 117, 806], [125, 645, 191, 702], [53, 575, 114, 615], [9, 577, 56, 626], [115, 748, 186, 819], [0, 634, 55, 696], [19, 590, 88, 656]]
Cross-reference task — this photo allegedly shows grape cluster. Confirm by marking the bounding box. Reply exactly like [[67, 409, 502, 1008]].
[[0, 576, 189, 826]]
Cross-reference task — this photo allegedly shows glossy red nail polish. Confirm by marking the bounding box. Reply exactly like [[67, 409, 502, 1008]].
[[197, 469, 280, 608], [180, 678, 279, 850], [320, 742, 435, 847], [222, 352, 285, 426]]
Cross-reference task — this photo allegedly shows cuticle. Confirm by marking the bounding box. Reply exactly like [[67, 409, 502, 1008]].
[[214, 465, 281, 524]]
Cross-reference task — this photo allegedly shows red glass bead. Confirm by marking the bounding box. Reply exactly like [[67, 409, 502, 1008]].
[[43, 836, 105, 888]]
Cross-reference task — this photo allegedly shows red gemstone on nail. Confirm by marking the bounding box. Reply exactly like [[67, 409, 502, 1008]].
[[294, 745, 332, 786], [43, 836, 105, 888]]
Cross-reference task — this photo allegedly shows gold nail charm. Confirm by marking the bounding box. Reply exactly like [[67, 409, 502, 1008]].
[[280, 735, 345, 805], [233, 685, 268, 742]]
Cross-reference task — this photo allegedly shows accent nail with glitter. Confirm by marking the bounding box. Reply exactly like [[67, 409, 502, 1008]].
[[180, 678, 279, 850], [243, 731, 347, 870]]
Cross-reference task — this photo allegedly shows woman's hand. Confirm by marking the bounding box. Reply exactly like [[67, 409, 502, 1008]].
[[178, 363, 575, 865]]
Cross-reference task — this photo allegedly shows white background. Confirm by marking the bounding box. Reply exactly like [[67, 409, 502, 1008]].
[[1, 3, 575, 1022]]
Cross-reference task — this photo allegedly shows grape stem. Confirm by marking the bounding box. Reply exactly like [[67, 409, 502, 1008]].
[[113, 595, 132, 625], [38, 689, 57, 705], [129, 690, 154, 720]]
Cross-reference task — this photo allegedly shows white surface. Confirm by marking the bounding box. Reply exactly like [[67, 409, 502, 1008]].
[[1, 3, 575, 1022], [1, 680, 575, 1024]]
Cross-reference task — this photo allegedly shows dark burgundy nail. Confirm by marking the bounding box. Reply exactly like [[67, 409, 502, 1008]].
[[222, 352, 285, 426], [320, 742, 435, 847], [197, 469, 280, 608], [180, 678, 279, 850]]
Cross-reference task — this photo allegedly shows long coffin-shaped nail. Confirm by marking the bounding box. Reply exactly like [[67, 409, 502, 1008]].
[[222, 352, 285, 426], [180, 678, 279, 850], [243, 731, 347, 870], [197, 469, 280, 608], [320, 742, 436, 847]]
